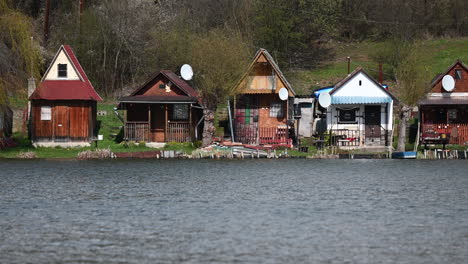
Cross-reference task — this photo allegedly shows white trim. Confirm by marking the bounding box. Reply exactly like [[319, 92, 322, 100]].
[[428, 92, 468, 97]]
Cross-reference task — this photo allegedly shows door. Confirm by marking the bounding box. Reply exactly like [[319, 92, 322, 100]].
[[54, 104, 70, 141], [235, 96, 258, 144], [151, 104, 166, 142], [365, 105, 381, 138]]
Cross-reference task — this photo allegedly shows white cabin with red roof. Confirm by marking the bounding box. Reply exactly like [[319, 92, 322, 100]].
[[29, 45, 102, 147], [118, 70, 202, 145]]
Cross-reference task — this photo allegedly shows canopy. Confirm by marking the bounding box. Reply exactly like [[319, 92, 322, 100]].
[[331, 96, 392, 105]]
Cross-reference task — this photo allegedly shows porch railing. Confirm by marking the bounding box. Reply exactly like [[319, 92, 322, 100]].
[[235, 125, 291, 145], [167, 122, 192, 143], [125, 122, 150, 142], [330, 129, 361, 146], [421, 123, 468, 145]]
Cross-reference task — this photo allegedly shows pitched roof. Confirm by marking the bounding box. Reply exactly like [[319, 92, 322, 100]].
[[330, 67, 398, 102], [430, 59, 468, 87], [30, 45, 102, 101], [129, 70, 199, 98], [236, 48, 295, 96]]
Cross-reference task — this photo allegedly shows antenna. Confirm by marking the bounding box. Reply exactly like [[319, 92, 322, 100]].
[[442, 75, 455, 92], [279, 88, 288, 101], [30, 37, 34, 77], [318, 92, 331, 108], [180, 64, 193, 81]]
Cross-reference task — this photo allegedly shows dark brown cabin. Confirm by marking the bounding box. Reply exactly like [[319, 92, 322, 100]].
[[233, 49, 295, 146], [419, 60, 468, 145], [29, 45, 102, 147], [118, 71, 202, 144]]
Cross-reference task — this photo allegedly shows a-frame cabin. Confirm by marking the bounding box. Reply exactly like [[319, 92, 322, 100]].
[[233, 48, 295, 146], [29, 45, 102, 147]]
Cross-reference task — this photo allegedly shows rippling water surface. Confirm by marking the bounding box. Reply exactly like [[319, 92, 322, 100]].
[[1, 159, 467, 263]]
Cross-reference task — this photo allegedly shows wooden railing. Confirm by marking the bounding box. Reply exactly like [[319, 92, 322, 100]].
[[422, 123, 468, 145], [125, 122, 150, 142], [235, 125, 291, 145], [167, 121, 192, 143], [330, 129, 361, 146]]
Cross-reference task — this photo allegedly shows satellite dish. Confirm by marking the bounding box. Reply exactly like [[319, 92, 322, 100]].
[[180, 64, 193, 81], [279, 88, 288, 101], [318, 92, 331, 108], [442, 75, 455, 92]]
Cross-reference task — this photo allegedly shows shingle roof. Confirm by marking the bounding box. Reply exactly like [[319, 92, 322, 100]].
[[30, 45, 102, 101]]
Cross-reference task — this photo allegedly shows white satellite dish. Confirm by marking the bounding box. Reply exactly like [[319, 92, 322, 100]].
[[318, 92, 331, 108], [442, 75, 455, 92], [279, 88, 288, 101], [180, 64, 193, 81]]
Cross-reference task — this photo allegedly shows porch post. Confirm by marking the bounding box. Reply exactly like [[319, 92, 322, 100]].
[[189, 104, 193, 141], [164, 104, 168, 142], [148, 105, 151, 142]]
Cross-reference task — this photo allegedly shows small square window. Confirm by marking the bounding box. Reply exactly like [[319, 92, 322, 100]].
[[58, 64, 67, 78], [270, 102, 283, 118], [40, 106, 52, 121], [338, 108, 357, 123], [172, 104, 189, 120], [159, 84, 165, 89], [455, 69, 462, 80]]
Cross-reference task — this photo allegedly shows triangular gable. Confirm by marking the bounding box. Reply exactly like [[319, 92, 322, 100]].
[[330, 67, 397, 102], [430, 60, 468, 87], [42, 45, 82, 81], [236, 48, 295, 96], [129, 71, 198, 98]]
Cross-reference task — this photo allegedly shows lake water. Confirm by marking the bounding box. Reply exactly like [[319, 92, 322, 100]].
[[1, 159, 467, 263]]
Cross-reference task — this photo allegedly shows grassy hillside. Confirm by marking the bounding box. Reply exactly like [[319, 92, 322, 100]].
[[289, 37, 468, 95]]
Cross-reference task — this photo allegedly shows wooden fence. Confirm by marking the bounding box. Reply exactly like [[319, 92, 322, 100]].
[[125, 122, 150, 142], [235, 125, 290, 145], [422, 123, 468, 145], [167, 122, 192, 143]]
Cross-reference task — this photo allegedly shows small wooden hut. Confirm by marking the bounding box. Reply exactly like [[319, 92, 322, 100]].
[[233, 48, 295, 146], [419, 60, 468, 145], [29, 45, 102, 147], [118, 71, 202, 144]]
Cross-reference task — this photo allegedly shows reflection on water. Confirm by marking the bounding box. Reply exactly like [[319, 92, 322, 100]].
[[0, 159, 467, 263]]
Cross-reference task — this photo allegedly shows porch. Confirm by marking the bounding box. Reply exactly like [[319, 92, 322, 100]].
[[235, 125, 292, 146], [122, 103, 198, 143], [329, 128, 389, 147], [420, 105, 468, 145]]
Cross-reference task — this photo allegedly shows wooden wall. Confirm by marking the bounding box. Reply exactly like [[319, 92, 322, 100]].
[[31, 100, 94, 141], [432, 64, 468, 93], [235, 94, 287, 128], [135, 77, 186, 97]]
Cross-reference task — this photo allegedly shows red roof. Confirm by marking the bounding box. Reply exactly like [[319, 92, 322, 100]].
[[30, 45, 102, 101]]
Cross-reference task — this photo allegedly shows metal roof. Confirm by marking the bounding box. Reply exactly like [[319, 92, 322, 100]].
[[419, 96, 468, 105], [331, 96, 393, 105]]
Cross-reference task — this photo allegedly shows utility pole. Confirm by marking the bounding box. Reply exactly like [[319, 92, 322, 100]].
[[79, 0, 85, 15]]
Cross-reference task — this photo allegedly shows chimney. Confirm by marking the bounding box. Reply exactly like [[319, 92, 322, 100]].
[[28, 78, 36, 98], [378, 62, 383, 84]]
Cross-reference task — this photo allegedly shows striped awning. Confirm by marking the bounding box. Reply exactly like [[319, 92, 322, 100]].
[[331, 96, 392, 105]]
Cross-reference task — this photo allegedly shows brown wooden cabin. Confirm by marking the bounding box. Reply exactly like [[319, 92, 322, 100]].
[[118, 71, 202, 144], [29, 45, 102, 147], [233, 49, 295, 146], [419, 60, 468, 145]]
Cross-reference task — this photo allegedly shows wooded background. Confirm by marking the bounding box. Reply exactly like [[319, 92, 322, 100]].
[[1, 0, 466, 105]]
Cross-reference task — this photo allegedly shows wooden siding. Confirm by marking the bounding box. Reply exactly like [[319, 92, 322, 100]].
[[134, 76, 186, 97], [431, 64, 468, 93], [31, 100, 93, 141]]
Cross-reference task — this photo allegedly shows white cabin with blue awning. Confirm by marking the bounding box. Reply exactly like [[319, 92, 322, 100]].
[[325, 68, 397, 148]]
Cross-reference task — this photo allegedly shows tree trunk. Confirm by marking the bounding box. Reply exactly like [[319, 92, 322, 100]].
[[397, 106, 411, 152], [202, 107, 216, 147]]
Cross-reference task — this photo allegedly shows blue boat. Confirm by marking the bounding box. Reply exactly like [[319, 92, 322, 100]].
[[392, 151, 417, 159]]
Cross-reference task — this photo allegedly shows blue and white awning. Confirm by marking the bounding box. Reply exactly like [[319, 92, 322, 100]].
[[331, 96, 392, 104]]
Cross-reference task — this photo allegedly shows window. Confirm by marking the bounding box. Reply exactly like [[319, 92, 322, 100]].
[[40, 106, 52, 121], [455, 69, 462, 80], [359, 80, 362, 86], [58, 64, 67, 78], [338, 108, 357, 123], [270, 102, 283, 118], [172, 104, 189, 120]]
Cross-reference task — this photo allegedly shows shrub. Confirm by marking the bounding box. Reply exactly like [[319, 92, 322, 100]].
[[17, 151, 37, 159]]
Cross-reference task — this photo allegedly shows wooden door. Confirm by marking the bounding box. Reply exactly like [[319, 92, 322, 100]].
[[54, 105, 70, 139], [151, 104, 165, 142], [235, 96, 258, 144], [365, 105, 381, 138], [69, 102, 89, 139]]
